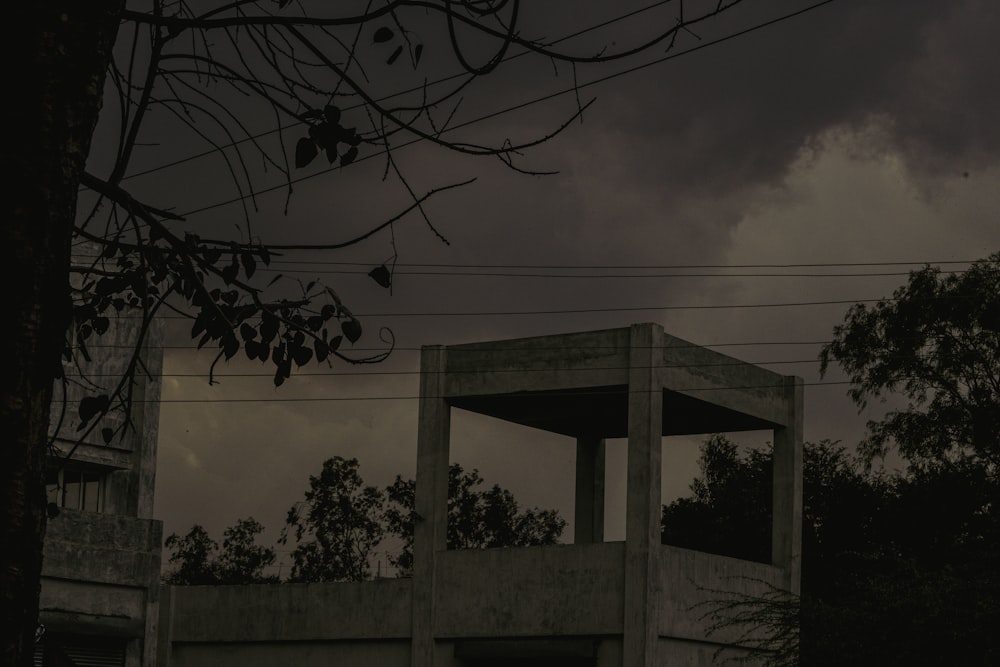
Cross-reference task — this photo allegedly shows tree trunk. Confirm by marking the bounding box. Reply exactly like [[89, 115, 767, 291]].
[[2, 3, 122, 666]]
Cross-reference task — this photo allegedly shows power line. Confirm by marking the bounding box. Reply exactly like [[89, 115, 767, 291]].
[[148, 380, 855, 404], [78, 296, 927, 320], [176, 0, 838, 219], [122, 0, 680, 182], [260, 259, 974, 268], [240, 269, 963, 279], [67, 357, 827, 378]]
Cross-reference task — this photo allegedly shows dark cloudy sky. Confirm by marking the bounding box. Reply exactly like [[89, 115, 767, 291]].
[[99, 0, 1000, 575]]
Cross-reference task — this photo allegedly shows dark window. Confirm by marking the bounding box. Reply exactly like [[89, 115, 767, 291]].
[[45, 468, 106, 513]]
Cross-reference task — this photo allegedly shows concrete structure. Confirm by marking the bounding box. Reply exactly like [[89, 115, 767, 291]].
[[159, 323, 802, 667], [38, 310, 164, 666]]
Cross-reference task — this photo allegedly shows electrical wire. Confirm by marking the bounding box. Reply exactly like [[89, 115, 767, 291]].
[[174, 0, 838, 219]]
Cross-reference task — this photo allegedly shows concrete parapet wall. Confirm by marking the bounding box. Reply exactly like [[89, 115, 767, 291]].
[[657, 544, 785, 644], [162, 579, 412, 643], [434, 542, 626, 637], [168, 639, 411, 667], [43, 510, 162, 591]]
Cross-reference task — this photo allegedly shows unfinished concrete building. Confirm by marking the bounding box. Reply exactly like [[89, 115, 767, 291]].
[[159, 323, 802, 666], [38, 313, 164, 667]]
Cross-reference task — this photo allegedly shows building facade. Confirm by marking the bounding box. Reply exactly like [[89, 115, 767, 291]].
[[38, 310, 164, 667], [159, 323, 802, 666]]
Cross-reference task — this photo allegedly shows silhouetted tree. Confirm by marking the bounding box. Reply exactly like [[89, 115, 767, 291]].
[[281, 457, 386, 583], [164, 517, 278, 585], [5, 2, 763, 662], [385, 463, 566, 574], [164, 525, 219, 585], [821, 252, 1000, 469], [215, 517, 279, 584]]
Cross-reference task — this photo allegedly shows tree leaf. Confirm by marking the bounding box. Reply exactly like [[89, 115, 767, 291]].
[[221, 258, 239, 285], [260, 312, 279, 343], [341, 319, 362, 343], [340, 146, 359, 167], [241, 251, 257, 279], [240, 322, 256, 341], [323, 105, 341, 125], [295, 137, 318, 168], [78, 394, 110, 430], [386, 45, 403, 66], [368, 265, 392, 289], [101, 427, 114, 444], [414, 43, 424, 66], [222, 333, 239, 360], [373, 26, 394, 43], [292, 344, 313, 367]]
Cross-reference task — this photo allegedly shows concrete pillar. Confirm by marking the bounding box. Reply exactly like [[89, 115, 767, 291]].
[[623, 323, 662, 667], [411, 346, 450, 667], [771, 375, 803, 595], [574, 436, 606, 544]]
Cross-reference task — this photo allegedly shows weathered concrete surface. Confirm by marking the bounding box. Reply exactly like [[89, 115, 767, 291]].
[[161, 579, 412, 643], [623, 324, 663, 667], [657, 544, 785, 643], [158, 324, 801, 667], [434, 543, 625, 637], [444, 327, 632, 397], [42, 510, 162, 588], [412, 345, 450, 667], [773, 376, 804, 594], [41, 298, 165, 667], [574, 436, 605, 544], [168, 640, 411, 667]]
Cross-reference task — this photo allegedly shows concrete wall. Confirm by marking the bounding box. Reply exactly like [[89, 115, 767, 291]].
[[40, 290, 165, 666], [159, 544, 785, 666], [157, 324, 798, 667], [41, 510, 163, 665]]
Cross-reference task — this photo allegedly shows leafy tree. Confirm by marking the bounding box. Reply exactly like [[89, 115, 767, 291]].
[[215, 518, 279, 585], [164, 517, 278, 585], [164, 525, 219, 586], [6, 2, 751, 661], [281, 457, 386, 583], [666, 445, 998, 662], [660, 434, 772, 563], [820, 252, 1000, 469], [385, 463, 566, 574]]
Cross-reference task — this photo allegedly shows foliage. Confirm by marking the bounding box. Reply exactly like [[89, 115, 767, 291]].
[[820, 253, 1000, 469], [164, 518, 277, 585], [5, 1, 775, 663], [664, 435, 1000, 666], [280, 457, 386, 583], [661, 434, 773, 563], [384, 463, 566, 574], [61, 0, 755, 445], [215, 518, 280, 584], [164, 525, 219, 585]]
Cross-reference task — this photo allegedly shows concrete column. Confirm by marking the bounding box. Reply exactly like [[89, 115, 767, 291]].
[[771, 375, 803, 595], [574, 436, 606, 544], [156, 585, 174, 667], [623, 323, 662, 667], [411, 346, 450, 667]]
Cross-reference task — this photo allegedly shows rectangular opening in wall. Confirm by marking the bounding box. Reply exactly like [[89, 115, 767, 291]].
[[34, 633, 126, 667], [448, 407, 575, 550], [45, 465, 107, 513], [602, 438, 627, 542], [660, 430, 774, 564]]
